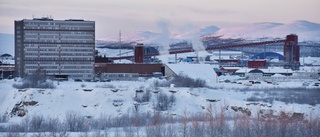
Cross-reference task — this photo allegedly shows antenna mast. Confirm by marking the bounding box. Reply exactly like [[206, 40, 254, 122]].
[[119, 30, 121, 62]]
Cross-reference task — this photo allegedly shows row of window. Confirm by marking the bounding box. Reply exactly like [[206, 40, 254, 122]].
[[24, 22, 94, 26], [24, 53, 93, 56], [25, 66, 58, 69], [23, 26, 94, 30], [26, 70, 93, 74], [24, 31, 94, 36], [25, 61, 93, 65], [63, 66, 93, 69], [24, 31, 94, 35], [25, 49, 94, 52], [23, 39, 94, 43], [24, 35, 94, 39], [25, 57, 93, 61], [24, 44, 94, 48], [25, 65, 93, 69], [23, 27, 94, 31]]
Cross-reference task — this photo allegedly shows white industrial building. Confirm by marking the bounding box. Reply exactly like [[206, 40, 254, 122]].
[[14, 17, 95, 80]]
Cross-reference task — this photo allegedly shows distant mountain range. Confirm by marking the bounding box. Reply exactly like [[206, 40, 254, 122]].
[[1, 20, 320, 55], [98, 25, 221, 45], [99, 20, 320, 44], [212, 20, 320, 41]]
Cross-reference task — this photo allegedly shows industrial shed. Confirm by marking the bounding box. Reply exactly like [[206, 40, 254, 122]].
[[251, 52, 284, 61]]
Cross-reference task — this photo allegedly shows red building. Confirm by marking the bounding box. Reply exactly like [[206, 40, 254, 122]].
[[284, 34, 300, 70], [95, 63, 163, 75], [134, 44, 144, 63], [248, 60, 267, 68]]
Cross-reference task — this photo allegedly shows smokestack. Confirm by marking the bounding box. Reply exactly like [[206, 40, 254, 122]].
[[135, 43, 144, 63]]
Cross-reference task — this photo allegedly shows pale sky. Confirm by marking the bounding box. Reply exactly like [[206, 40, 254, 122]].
[[0, 0, 319, 39]]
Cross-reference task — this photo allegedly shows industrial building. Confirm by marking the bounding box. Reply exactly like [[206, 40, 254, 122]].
[[14, 18, 95, 80], [95, 63, 164, 80], [94, 45, 166, 80], [284, 34, 300, 70], [95, 34, 303, 80], [0, 53, 15, 79]]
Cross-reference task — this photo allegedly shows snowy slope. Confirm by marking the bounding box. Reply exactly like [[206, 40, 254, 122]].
[[99, 31, 164, 43], [99, 31, 174, 45], [98, 20, 320, 45], [1, 73, 319, 125], [98, 25, 220, 45], [172, 25, 220, 40], [213, 20, 320, 41], [166, 64, 218, 84]]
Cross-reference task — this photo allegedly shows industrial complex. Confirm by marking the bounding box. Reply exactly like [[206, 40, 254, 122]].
[[0, 17, 318, 81]]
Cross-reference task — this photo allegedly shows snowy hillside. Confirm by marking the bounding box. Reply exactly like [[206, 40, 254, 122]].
[[98, 25, 220, 45], [1, 75, 319, 123], [99, 31, 171, 44], [0, 65, 320, 136], [98, 20, 320, 45], [212, 20, 320, 41], [172, 25, 220, 40]]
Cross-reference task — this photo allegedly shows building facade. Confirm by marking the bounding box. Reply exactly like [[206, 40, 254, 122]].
[[15, 18, 95, 80]]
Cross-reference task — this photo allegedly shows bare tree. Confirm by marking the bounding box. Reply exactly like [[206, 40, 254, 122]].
[[232, 113, 252, 137], [180, 111, 189, 137], [3, 132, 26, 137], [154, 92, 175, 111], [12, 68, 55, 89], [305, 112, 320, 137], [30, 115, 45, 132], [65, 111, 88, 132], [0, 114, 9, 123]]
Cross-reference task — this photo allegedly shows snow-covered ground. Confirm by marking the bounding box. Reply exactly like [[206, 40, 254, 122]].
[[1, 48, 320, 136], [0, 65, 320, 136], [1, 76, 319, 122]]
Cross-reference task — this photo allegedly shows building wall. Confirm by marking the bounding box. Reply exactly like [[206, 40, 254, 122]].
[[248, 60, 267, 68], [134, 45, 144, 63], [101, 73, 139, 81], [164, 64, 177, 77], [15, 18, 95, 79], [95, 63, 163, 75]]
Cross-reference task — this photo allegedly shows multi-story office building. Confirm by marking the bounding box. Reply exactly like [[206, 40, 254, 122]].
[[15, 17, 95, 80]]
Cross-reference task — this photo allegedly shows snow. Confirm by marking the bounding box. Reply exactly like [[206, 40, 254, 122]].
[[0, 59, 14, 65], [113, 59, 133, 64], [97, 20, 320, 45], [0, 71, 319, 124], [166, 64, 218, 84], [235, 67, 293, 73], [0, 70, 319, 137], [172, 25, 220, 40], [301, 56, 320, 66], [95, 48, 133, 57], [213, 20, 320, 41], [98, 25, 220, 44], [271, 73, 286, 77]]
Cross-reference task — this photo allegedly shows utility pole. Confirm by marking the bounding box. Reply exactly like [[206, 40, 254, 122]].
[[1, 58, 3, 80]]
